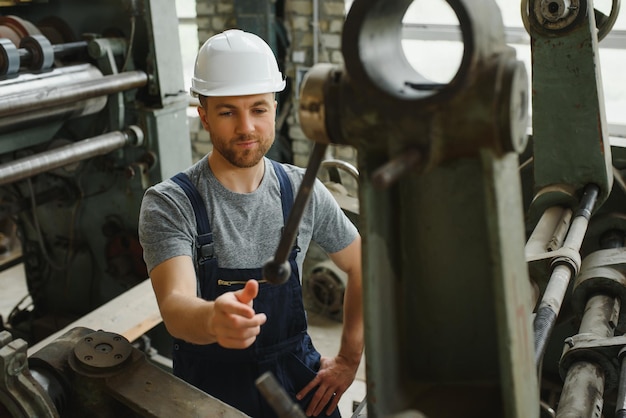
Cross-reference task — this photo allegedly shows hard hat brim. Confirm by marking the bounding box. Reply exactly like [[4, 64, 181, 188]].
[[190, 79, 286, 97]]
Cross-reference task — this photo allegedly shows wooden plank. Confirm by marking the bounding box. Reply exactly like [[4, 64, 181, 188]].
[[28, 279, 162, 355]]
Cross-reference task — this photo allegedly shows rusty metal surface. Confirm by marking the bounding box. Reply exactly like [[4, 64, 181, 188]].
[[0, 330, 59, 418], [26, 327, 249, 418], [298, 0, 537, 416], [105, 351, 249, 418], [528, 0, 613, 216]]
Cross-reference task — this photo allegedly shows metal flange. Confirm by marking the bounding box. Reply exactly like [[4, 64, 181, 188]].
[[71, 331, 132, 375]]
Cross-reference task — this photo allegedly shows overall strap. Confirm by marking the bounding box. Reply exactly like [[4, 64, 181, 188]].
[[270, 160, 293, 224], [171, 173, 215, 264], [270, 160, 300, 255]]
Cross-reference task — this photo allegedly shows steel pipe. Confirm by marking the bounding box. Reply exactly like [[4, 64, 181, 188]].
[[0, 70, 148, 118], [617, 347, 626, 417], [557, 294, 615, 417], [0, 63, 103, 95], [0, 101, 105, 134], [534, 184, 600, 366], [0, 64, 107, 132], [557, 362, 605, 418], [0, 126, 144, 186]]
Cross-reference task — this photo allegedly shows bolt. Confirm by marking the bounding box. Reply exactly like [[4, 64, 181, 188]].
[[7, 353, 26, 376], [540, 0, 571, 22], [84, 355, 93, 361]]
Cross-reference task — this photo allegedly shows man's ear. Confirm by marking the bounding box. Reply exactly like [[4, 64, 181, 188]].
[[197, 106, 210, 131]]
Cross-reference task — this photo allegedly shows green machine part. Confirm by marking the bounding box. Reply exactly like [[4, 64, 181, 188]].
[[528, 0, 613, 217], [298, 0, 538, 416]]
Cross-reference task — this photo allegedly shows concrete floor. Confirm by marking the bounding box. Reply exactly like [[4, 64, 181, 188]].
[[0, 248, 366, 417]]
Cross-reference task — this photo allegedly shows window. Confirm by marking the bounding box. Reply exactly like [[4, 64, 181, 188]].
[[175, 0, 198, 94], [345, 0, 626, 134]]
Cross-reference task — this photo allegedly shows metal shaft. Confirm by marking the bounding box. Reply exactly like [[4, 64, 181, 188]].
[[0, 64, 106, 134], [534, 183, 600, 366], [534, 263, 572, 366], [557, 362, 605, 418], [557, 295, 615, 417], [255, 372, 307, 418], [0, 127, 143, 186], [19, 41, 88, 64], [0, 70, 148, 118], [617, 346, 626, 417], [263, 142, 328, 284]]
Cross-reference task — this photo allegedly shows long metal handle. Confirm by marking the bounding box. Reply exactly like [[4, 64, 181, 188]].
[[263, 142, 328, 284], [256, 371, 307, 418]]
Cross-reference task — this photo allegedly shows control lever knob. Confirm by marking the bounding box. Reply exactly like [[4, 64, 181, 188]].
[[262, 258, 292, 285]]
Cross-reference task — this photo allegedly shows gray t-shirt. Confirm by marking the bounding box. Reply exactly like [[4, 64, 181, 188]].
[[138, 157, 358, 280]]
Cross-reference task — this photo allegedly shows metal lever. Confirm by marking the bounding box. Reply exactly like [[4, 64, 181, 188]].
[[263, 142, 328, 284], [255, 371, 307, 418]]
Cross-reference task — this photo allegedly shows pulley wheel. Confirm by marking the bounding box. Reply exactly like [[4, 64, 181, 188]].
[[0, 15, 41, 43], [20, 34, 54, 71]]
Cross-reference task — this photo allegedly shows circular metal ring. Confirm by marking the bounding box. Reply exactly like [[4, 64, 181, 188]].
[[20, 34, 55, 71], [299, 63, 335, 144], [596, 0, 621, 41], [72, 331, 132, 373], [522, 0, 620, 41], [0, 38, 20, 76]]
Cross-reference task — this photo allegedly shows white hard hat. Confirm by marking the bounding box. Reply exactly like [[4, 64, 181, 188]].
[[190, 29, 286, 97]]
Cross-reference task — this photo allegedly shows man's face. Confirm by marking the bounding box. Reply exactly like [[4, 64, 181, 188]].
[[198, 93, 276, 168]]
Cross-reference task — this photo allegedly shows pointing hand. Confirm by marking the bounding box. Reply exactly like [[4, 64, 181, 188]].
[[210, 279, 267, 349]]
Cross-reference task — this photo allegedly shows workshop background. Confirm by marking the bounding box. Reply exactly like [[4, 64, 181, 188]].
[[2, 0, 626, 417]]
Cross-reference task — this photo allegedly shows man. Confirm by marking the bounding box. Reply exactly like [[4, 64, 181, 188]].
[[138, 29, 363, 417]]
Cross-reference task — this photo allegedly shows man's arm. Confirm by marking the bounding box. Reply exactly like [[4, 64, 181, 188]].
[[297, 235, 364, 416], [333, 234, 365, 370], [150, 255, 266, 347]]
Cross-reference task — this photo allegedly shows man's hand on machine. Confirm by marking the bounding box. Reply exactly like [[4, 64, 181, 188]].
[[209, 279, 267, 349]]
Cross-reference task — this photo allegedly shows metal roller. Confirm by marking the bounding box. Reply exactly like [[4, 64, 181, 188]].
[[0, 69, 148, 118], [0, 64, 147, 134], [0, 38, 20, 75], [0, 125, 144, 186]]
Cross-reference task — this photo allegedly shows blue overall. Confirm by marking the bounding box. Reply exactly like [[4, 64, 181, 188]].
[[170, 161, 340, 418]]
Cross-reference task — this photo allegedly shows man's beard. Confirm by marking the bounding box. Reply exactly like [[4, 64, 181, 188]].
[[213, 134, 274, 168]]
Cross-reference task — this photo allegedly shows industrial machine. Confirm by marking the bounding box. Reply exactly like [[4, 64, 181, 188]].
[[0, 0, 240, 416], [0, 0, 191, 343], [2, 0, 626, 416]]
